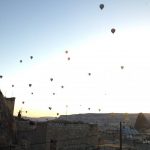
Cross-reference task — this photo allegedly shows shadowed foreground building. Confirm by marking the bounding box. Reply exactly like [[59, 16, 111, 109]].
[[0, 90, 16, 146], [17, 120, 99, 150]]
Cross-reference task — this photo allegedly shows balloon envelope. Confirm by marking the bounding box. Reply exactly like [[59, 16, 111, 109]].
[[50, 78, 53, 82], [99, 4, 104, 10], [30, 56, 33, 59], [111, 28, 116, 34], [29, 84, 32, 87], [20, 60, 22, 63], [121, 66, 124, 69], [0, 75, 3, 78]]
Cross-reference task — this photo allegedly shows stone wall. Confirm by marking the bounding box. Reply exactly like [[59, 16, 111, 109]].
[[46, 121, 99, 150], [16, 120, 47, 150]]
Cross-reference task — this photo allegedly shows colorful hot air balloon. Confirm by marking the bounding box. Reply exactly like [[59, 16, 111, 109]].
[[99, 4, 104, 10], [111, 28, 116, 34]]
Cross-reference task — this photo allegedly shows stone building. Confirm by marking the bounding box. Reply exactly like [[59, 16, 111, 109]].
[[16, 119, 99, 150], [0, 90, 16, 147], [45, 120, 99, 150]]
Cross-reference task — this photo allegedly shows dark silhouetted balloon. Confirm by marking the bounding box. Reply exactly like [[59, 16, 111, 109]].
[[99, 4, 104, 10], [26, 111, 28, 113], [61, 85, 64, 88], [12, 85, 14, 87], [88, 108, 90, 110], [0, 75, 3, 78], [121, 66, 124, 69], [31, 92, 33, 95], [30, 56, 33, 59], [53, 93, 55, 95], [65, 50, 68, 54], [50, 78, 53, 82], [57, 113, 59, 116], [88, 73, 91, 76], [98, 109, 101, 112], [20, 60, 22, 63], [29, 84, 32, 87], [49, 107, 52, 110], [67, 57, 70, 60], [111, 28, 116, 34], [22, 101, 25, 104]]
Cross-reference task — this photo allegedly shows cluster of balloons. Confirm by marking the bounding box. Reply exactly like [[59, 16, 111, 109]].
[[99, 3, 125, 70], [99, 4, 116, 34], [65, 50, 70, 61], [19, 56, 33, 63]]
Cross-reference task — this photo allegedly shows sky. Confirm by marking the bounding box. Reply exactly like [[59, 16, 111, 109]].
[[1, 0, 150, 117]]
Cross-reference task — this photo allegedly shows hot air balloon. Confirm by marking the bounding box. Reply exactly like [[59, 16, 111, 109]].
[[98, 109, 101, 112], [20, 60, 22, 63], [57, 113, 59, 116], [121, 66, 124, 69], [30, 56, 33, 59], [88, 108, 90, 111], [88, 73, 91, 76], [111, 28, 116, 34], [49, 107, 52, 110], [53, 93, 55, 95], [22, 101, 25, 104], [26, 111, 28, 113], [99, 4, 104, 10], [0, 75, 3, 78], [29, 84, 32, 87], [12, 85, 14, 87], [67, 57, 70, 60], [61, 85, 64, 88], [65, 50, 68, 54], [50, 78, 53, 82], [31, 92, 33, 95]]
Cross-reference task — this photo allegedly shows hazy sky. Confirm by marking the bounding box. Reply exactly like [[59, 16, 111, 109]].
[[1, 0, 150, 117]]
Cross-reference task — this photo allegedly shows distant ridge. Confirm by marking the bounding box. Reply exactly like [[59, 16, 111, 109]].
[[22, 116, 56, 122]]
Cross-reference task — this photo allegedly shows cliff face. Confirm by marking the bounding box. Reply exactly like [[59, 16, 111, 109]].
[[134, 113, 150, 132], [0, 91, 15, 145]]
